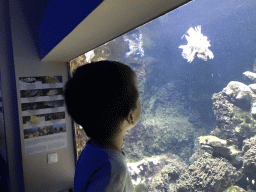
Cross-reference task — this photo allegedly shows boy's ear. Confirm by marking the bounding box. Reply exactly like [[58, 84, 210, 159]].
[[128, 113, 134, 124]]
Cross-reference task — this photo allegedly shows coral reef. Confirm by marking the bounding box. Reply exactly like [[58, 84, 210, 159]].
[[148, 156, 187, 192], [243, 136, 256, 168], [123, 81, 202, 163], [175, 152, 241, 192], [127, 153, 187, 187], [173, 72, 256, 192], [241, 135, 256, 190], [243, 71, 256, 83], [211, 80, 256, 147], [123, 118, 196, 163]]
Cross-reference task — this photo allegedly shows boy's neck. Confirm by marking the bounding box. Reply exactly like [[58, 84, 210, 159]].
[[91, 126, 127, 153], [91, 136, 124, 153]]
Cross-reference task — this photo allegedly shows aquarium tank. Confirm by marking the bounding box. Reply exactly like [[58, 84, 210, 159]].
[[69, 0, 256, 191]]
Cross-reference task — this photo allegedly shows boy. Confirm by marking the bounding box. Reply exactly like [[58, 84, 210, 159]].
[[64, 60, 142, 192]]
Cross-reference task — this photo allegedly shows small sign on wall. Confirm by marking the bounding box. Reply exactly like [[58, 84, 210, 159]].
[[19, 76, 67, 155]]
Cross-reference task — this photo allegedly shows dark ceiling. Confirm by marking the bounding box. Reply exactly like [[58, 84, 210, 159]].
[[20, 0, 51, 56], [22, 0, 50, 29]]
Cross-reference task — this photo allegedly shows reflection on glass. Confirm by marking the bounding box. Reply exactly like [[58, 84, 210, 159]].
[[70, 0, 256, 191], [0, 73, 10, 191]]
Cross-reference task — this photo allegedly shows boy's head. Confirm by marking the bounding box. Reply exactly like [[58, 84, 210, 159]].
[[64, 60, 140, 142]]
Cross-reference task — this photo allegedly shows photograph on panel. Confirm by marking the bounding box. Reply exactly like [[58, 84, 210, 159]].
[[19, 76, 63, 90], [45, 112, 65, 121], [20, 88, 63, 98], [24, 123, 66, 139]]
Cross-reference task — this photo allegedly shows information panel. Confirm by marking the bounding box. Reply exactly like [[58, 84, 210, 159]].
[[19, 76, 67, 155]]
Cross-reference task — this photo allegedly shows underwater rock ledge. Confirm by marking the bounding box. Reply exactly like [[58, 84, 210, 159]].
[[126, 71, 256, 192], [175, 151, 241, 192], [173, 71, 256, 192]]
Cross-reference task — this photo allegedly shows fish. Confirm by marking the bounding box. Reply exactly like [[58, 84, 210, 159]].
[[45, 76, 59, 83], [179, 25, 214, 63], [123, 33, 144, 59], [30, 116, 41, 123]]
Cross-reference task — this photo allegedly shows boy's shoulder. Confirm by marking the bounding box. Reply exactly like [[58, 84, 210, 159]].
[[75, 140, 135, 192], [77, 140, 128, 178], [82, 140, 126, 163]]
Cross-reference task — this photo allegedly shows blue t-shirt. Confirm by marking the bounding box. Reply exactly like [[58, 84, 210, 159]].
[[74, 139, 135, 192]]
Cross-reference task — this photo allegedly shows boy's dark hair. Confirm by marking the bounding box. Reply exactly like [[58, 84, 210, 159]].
[[64, 60, 139, 142]]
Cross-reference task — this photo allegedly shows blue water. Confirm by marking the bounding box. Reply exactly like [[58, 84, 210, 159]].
[[80, 0, 256, 190], [138, 0, 256, 126], [119, 0, 256, 190]]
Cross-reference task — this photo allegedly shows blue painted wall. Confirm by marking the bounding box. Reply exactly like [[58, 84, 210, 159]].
[[39, 0, 104, 59]]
